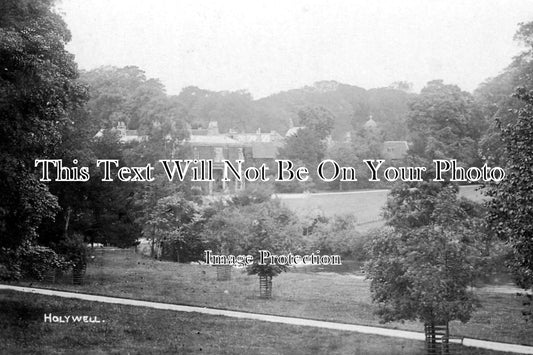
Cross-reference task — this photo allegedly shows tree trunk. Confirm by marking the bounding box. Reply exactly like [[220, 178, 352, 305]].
[[150, 226, 156, 258], [64, 206, 72, 237]]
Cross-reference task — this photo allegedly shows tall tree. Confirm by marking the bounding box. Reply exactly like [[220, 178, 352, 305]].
[[365, 183, 484, 346], [277, 106, 335, 191], [476, 21, 533, 165], [296, 106, 334, 140], [0, 0, 86, 251], [486, 88, 533, 290], [407, 80, 485, 167]]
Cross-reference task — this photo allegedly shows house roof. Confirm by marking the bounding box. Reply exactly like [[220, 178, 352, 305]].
[[285, 126, 304, 137], [93, 128, 145, 143], [231, 131, 284, 143], [188, 135, 242, 146]]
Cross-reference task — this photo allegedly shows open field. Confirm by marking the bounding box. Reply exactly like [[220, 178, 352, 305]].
[[1, 290, 510, 355], [277, 185, 485, 226], [15, 248, 533, 348]]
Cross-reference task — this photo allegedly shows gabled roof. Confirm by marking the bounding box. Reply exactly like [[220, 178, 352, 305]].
[[285, 126, 304, 137]]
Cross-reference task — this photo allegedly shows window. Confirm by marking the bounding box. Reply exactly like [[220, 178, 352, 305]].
[[214, 147, 224, 162]]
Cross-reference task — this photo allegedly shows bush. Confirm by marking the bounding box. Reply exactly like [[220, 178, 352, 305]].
[[304, 214, 369, 259], [247, 261, 288, 277], [0, 243, 69, 281], [20, 244, 69, 280], [231, 184, 273, 206], [53, 234, 88, 270], [0, 247, 21, 281]]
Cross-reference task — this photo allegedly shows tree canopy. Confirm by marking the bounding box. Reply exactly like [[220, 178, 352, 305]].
[[407, 80, 485, 167], [365, 183, 484, 325], [0, 0, 87, 250], [486, 88, 533, 290]]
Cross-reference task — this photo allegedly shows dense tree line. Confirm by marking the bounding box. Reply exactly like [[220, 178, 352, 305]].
[[0, 0, 88, 279]]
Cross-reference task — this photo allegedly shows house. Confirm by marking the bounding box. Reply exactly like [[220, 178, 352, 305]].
[[185, 122, 283, 194], [229, 128, 283, 166], [228, 128, 284, 144], [186, 122, 247, 194]]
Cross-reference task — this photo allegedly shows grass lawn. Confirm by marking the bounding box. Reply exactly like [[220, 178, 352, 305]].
[[0, 291, 511, 355], [17, 248, 533, 348], [279, 185, 485, 224]]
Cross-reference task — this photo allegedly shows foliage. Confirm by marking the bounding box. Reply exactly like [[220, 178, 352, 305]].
[[247, 259, 287, 277], [75, 66, 194, 249], [145, 194, 203, 262], [35, 122, 141, 249], [365, 182, 483, 325], [204, 199, 303, 277], [407, 80, 485, 167], [366, 87, 412, 140], [19, 243, 69, 280], [81, 66, 166, 130], [475, 21, 533, 165], [0, 0, 87, 252], [296, 106, 334, 140], [0, 242, 69, 281], [486, 88, 533, 290], [52, 233, 87, 270], [252, 81, 411, 140], [304, 215, 366, 259], [273, 159, 316, 193], [230, 184, 273, 206], [177, 86, 257, 133], [203, 205, 251, 255], [323, 142, 359, 191], [0, 247, 21, 280], [276, 106, 335, 192], [279, 127, 327, 169]]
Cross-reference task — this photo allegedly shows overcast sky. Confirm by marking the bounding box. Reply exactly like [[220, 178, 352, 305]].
[[59, 0, 533, 99]]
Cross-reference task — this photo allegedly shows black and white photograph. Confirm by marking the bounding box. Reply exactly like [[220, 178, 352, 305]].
[[2, 0, 533, 354]]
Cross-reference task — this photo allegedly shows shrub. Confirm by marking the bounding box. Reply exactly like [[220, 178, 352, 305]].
[[304, 214, 368, 259], [20, 244, 69, 280], [53, 234, 88, 270], [0, 242, 69, 281]]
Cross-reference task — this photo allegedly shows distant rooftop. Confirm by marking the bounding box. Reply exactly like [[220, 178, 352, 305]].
[[364, 117, 377, 129], [94, 121, 146, 143], [188, 135, 241, 146], [230, 129, 283, 143], [285, 126, 304, 137]]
